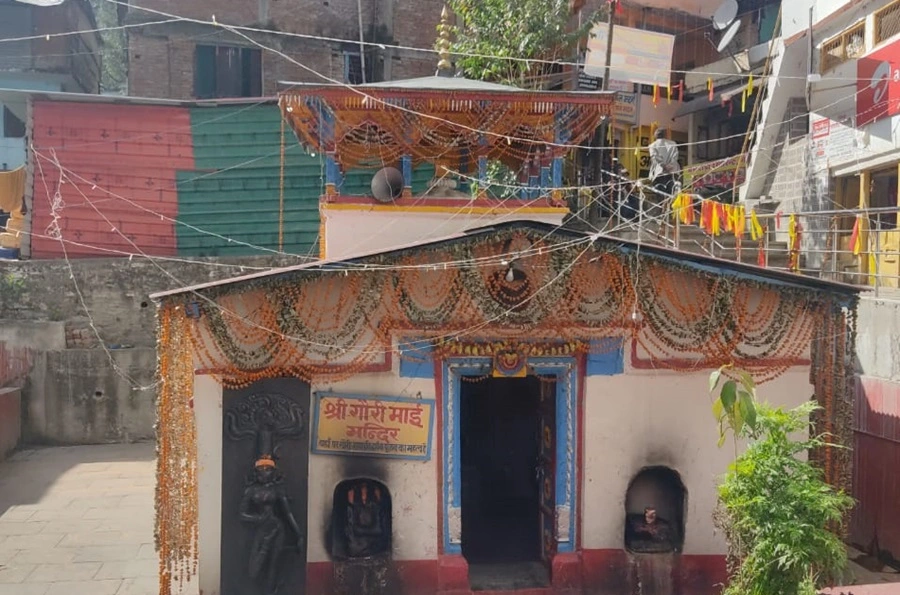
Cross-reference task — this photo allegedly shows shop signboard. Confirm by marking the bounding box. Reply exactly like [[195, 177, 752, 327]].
[[857, 38, 900, 126]]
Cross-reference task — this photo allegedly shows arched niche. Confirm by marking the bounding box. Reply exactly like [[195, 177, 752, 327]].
[[624, 466, 686, 553], [331, 478, 392, 560]]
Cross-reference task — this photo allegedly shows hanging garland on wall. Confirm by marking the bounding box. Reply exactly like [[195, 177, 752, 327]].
[[184, 230, 832, 386], [154, 227, 858, 593], [156, 304, 198, 595]]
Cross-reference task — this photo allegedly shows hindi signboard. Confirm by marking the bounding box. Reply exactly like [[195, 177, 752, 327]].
[[613, 91, 639, 125], [312, 393, 434, 460], [584, 24, 675, 87]]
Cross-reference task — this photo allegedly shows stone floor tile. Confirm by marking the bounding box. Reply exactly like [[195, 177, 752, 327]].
[[45, 580, 122, 595], [95, 559, 158, 580], [12, 548, 77, 565], [57, 531, 126, 547], [0, 533, 64, 551], [0, 562, 35, 583], [0, 522, 48, 535], [27, 562, 101, 582], [72, 545, 141, 563], [0, 583, 50, 595]]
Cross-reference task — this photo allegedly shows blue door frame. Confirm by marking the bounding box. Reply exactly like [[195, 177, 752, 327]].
[[441, 356, 579, 555]]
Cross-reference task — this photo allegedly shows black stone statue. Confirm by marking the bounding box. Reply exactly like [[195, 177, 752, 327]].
[[344, 481, 390, 558], [239, 455, 304, 595]]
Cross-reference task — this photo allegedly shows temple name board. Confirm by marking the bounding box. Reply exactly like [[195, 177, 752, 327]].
[[312, 393, 434, 460]]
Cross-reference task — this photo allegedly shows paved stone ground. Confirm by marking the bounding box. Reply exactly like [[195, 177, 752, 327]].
[[0, 443, 197, 595]]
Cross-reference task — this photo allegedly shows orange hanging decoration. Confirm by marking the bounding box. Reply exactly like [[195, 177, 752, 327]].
[[708, 78, 714, 102]]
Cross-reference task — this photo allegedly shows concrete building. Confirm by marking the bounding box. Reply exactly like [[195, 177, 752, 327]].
[[0, 0, 100, 170], [122, 0, 446, 100]]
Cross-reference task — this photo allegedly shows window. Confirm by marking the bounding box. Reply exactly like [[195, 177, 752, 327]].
[[2, 107, 25, 138], [875, 0, 900, 45], [343, 50, 379, 85], [819, 22, 866, 73], [194, 45, 262, 99]]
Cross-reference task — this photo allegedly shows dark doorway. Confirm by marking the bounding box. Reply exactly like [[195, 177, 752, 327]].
[[221, 378, 309, 595], [460, 375, 552, 590]]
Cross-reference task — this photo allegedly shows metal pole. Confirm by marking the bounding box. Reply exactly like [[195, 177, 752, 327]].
[[830, 218, 838, 280], [357, 0, 367, 83], [875, 214, 882, 297], [590, 0, 617, 226]]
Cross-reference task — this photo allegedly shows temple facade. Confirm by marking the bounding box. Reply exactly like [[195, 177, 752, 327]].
[[151, 42, 859, 595], [152, 221, 857, 595]]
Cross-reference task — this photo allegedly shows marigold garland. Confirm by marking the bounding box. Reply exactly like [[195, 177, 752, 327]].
[[156, 304, 198, 595]]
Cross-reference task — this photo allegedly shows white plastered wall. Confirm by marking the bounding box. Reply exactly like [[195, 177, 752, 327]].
[[581, 364, 813, 555], [192, 368, 439, 594]]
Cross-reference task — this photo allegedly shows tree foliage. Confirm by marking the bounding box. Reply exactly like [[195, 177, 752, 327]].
[[89, 0, 127, 94], [444, 0, 602, 86], [710, 368, 853, 595]]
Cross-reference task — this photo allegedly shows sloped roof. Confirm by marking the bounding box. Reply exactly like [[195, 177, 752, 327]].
[[150, 220, 862, 300]]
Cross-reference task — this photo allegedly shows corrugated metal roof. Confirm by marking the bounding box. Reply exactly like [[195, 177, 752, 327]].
[[151, 220, 863, 299], [30, 101, 195, 258], [175, 104, 435, 257]]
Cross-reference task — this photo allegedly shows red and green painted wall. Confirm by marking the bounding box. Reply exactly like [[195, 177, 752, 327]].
[[30, 100, 433, 259]]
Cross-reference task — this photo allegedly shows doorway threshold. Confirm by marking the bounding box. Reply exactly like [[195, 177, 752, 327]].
[[468, 561, 551, 591]]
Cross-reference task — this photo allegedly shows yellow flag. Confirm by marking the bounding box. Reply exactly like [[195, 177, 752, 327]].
[[750, 209, 764, 241]]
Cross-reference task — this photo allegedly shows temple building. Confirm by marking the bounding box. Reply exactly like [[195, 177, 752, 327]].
[[150, 19, 860, 595]]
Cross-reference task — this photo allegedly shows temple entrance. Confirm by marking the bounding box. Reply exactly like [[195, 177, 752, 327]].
[[460, 375, 555, 590]]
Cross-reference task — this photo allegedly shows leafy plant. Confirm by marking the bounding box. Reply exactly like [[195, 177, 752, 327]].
[[444, 0, 603, 87], [710, 367, 853, 595]]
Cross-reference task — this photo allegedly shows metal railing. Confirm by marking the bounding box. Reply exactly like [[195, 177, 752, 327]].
[[592, 190, 900, 295]]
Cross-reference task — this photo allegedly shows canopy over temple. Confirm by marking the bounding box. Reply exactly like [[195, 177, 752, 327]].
[[278, 81, 615, 175]]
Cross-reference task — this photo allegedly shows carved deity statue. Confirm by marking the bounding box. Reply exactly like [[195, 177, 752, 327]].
[[345, 482, 390, 559], [239, 455, 304, 595], [626, 507, 678, 553]]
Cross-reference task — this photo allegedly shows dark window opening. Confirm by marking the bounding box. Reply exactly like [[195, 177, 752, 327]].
[[344, 51, 380, 85], [194, 45, 262, 99], [2, 107, 25, 139], [624, 466, 686, 553], [330, 478, 392, 560]]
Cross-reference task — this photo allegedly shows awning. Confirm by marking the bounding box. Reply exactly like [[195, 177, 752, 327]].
[[674, 78, 763, 118]]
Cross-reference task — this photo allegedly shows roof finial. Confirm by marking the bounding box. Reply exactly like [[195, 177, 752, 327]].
[[436, 5, 453, 76]]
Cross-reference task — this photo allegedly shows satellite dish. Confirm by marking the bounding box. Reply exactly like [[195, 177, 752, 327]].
[[717, 20, 741, 54], [371, 167, 404, 203], [712, 0, 739, 31]]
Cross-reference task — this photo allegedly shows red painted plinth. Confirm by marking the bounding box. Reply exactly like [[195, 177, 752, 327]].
[[551, 551, 583, 591], [438, 554, 470, 591]]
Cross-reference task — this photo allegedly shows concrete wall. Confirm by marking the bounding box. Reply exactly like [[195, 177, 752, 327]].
[[0, 255, 299, 445], [582, 365, 812, 556], [0, 388, 21, 461], [852, 294, 900, 562]]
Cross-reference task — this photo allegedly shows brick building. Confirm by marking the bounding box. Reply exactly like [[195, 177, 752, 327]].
[[123, 0, 446, 99]]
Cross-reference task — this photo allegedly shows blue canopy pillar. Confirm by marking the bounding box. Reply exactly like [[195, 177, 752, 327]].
[[321, 107, 343, 198], [401, 155, 413, 198], [552, 109, 571, 206]]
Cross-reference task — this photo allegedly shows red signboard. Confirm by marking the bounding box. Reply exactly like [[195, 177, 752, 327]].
[[857, 40, 900, 126]]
